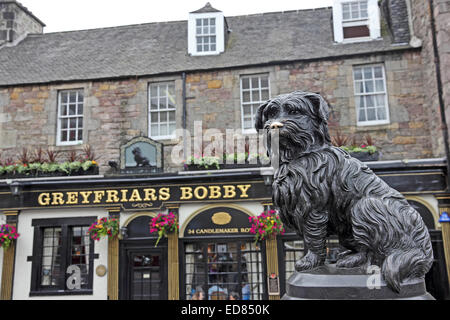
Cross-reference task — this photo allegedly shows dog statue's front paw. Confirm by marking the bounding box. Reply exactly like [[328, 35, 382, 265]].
[[336, 251, 367, 268], [295, 251, 322, 271]]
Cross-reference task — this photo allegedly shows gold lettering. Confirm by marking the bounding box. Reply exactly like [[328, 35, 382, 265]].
[[180, 187, 193, 200], [159, 187, 170, 201], [194, 186, 208, 200], [237, 184, 251, 198], [129, 189, 142, 202], [38, 193, 51, 206], [80, 191, 93, 204], [66, 192, 78, 205], [222, 185, 236, 198], [93, 190, 105, 203], [143, 188, 157, 201], [120, 189, 128, 202], [51, 192, 65, 205], [106, 190, 120, 203], [208, 186, 221, 199]]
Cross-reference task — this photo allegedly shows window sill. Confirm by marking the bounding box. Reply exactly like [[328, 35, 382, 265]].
[[29, 289, 93, 297]]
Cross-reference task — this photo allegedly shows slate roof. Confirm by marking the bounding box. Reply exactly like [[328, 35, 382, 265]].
[[0, 6, 412, 86]]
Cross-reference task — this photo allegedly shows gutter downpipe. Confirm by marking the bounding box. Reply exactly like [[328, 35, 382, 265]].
[[182, 72, 188, 161], [428, 0, 450, 191]]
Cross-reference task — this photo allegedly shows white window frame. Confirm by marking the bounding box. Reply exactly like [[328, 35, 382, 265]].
[[332, 0, 380, 43], [148, 81, 176, 140], [240, 74, 271, 134], [195, 17, 217, 53], [56, 89, 84, 146], [353, 64, 390, 126], [188, 11, 224, 56]]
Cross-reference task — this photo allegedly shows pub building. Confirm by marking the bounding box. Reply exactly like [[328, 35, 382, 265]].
[[1, 1, 450, 300]]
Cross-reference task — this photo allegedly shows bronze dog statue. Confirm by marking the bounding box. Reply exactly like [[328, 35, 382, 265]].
[[255, 91, 433, 292]]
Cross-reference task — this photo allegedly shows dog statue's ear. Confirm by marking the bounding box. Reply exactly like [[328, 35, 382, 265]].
[[255, 101, 269, 130], [308, 93, 329, 122]]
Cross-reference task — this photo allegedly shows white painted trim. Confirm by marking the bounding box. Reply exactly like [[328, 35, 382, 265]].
[[333, 0, 380, 43], [188, 11, 224, 56]]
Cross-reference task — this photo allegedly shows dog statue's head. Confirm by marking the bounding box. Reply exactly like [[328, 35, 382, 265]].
[[132, 147, 141, 156], [255, 91, 332, 160]]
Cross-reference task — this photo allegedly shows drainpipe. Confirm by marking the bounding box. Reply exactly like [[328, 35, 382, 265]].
[[182, 72, 188, 160], [428, 0, 450, 190]]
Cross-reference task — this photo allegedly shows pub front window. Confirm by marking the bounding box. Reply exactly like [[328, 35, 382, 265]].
[[29, 217, 96, 296], [184, 240, 264, 300]]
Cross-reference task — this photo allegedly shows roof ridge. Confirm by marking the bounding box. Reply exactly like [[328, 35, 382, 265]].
[[40, 6, 332, 35]]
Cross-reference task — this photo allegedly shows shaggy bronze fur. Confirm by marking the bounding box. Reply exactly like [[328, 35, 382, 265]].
[[255, 91, 433, 293]]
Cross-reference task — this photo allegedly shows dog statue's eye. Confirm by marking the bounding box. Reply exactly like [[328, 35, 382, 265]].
[[288, 109, 300, 115], [267, 109, 278, 118]]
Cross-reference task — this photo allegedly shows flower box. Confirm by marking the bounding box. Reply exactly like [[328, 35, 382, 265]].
[[349, 151, 380, 162]]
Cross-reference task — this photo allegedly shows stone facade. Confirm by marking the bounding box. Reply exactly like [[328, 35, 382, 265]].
[[0, 47, 435, 173]]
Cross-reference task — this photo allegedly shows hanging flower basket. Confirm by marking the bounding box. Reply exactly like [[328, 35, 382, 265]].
[[88, 217, 120, 241], [0, 224, 20, 249], [149, 212, 179, 247], [249, 210, 285, 244]]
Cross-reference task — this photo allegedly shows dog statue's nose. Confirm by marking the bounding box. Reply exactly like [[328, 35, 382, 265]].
[[270, 121, 284, 129]]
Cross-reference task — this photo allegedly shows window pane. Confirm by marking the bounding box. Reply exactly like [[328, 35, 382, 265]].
[[61, 130, 67, 141], [196, 19, 201, 26], [252, 90, 260, 102], [151, 124, 159, 136], [160, 112, 167, 123], [354, 68, 362, 80], [343, 11, 350, 20], [78, 130, 83, 140], [70, 226, 90, 287], [78, 92, 84, 103], [150, 98, 158, 110], [363, 67, 373, 79], [375, 94, 385, 106], [243, 105, 252, 117], [377, 107, 387, 120], [169, 123, 176, 135], [150, 85, 158, 97], [151, 112, 158, 123], [242, 78, 250, 90], [260, 77, 269, 88], [196, 26, 202, 35], [251, 77, 259, 88], [160, 125, 168, 136], [358, 107, 366, 122], [210, 18, 215, 26], [60, 92, 68, 104], [69, 104, 76, 115], [69, 92, 77, 103], [41, 227, 62, 287], [203, 18, 208, 25], [374, 66, 383, 78], [261, 89, 269, 101], [61, 119, 68, 129], [242, 91, 250, 103], [69, 130, 76, 141], [356, 81, 364, 93], [78, 118, 83, 129], [375, 79, 384, 92], [77, 104, 83, 115], [169, 111, 175, 122], [366, 95, 374, 107], [70, 118, 77, 128], [367, 108, 376, 121], [211, 44, 216, 51], [365, 80, 374, 93]]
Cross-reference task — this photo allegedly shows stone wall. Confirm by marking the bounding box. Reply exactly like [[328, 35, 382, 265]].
[[410, 0, 449, 158], [0, 49, 434, 173], [0, 1, 43, 45]]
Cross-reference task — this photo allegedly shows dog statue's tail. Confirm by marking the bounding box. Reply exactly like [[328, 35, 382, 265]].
[[381, 207, 433, 293]]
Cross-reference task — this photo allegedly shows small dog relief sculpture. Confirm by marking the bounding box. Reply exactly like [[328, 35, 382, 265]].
[[255, 91, 433, 293]]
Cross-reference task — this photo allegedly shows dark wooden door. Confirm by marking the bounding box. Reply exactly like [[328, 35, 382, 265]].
[[121, 246, 168, 300]]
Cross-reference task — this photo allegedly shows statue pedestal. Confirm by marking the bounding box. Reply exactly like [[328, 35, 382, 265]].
[[282, 264, 434, 300]]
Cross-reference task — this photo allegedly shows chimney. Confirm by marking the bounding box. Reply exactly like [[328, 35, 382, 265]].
[[380, 0, 411, 45], [0, 0, 45, 46]]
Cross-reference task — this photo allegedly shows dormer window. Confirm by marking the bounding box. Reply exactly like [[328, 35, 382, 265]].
[[188, 3, 224, 56], [333, 0, 380, 43]]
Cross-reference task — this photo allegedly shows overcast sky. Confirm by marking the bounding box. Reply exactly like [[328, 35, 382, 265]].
[[18, 0, 334, 33]]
